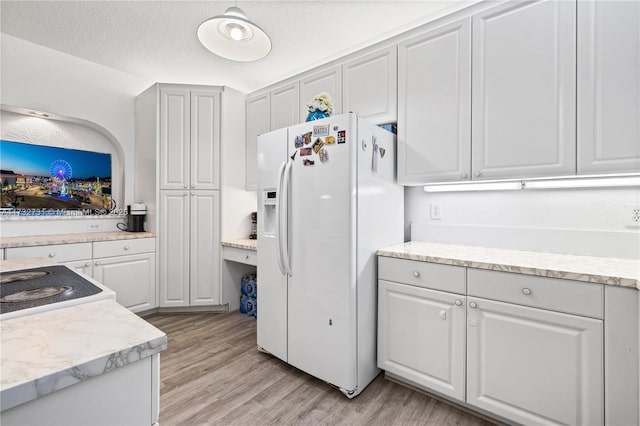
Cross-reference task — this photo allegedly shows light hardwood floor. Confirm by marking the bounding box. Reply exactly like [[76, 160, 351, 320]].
[[146, 312, 494, 426]]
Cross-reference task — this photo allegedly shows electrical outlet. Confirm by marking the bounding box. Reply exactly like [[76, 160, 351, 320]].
[[87, 223, 101, 232], [430, 203, 443, 220], [626, 205, 640, 227]]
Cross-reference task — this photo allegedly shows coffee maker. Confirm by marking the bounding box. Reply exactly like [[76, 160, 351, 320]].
[[249, 211, 257, 239], [118, 203, 146, 232]]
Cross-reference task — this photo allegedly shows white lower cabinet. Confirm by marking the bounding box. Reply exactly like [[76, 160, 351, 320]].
[[379, 257, 605, 426], [94, 253, 156, 314], [466, 297, 603, 426], [64, 259, 93, 277], [378, 280, 466, 401]]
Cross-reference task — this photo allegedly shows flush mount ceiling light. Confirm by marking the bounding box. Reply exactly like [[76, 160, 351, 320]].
[[197, 6, 271, 62]]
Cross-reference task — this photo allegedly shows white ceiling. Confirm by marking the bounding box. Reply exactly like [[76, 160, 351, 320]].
[[0, 1, 477, 93]]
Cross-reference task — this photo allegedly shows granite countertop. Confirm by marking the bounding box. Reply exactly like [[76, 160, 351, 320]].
[[221, 238, 257, 251], [0, 231, 156, 249], [0, 299, 167, 411], [377, 241, 640, 290]]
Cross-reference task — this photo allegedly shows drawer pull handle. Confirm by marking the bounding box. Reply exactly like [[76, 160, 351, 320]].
[[412, 271, 420, 278], [522, 288, 532, 296], [455, 299, 462, 306], [48, 253, 56, 258], [439, 310, 447, 320], [124, 246, 130, 250], [469, 302, 477, 309]]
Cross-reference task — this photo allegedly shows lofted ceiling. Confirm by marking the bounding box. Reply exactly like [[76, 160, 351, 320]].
[[0, 1, 478, 93]]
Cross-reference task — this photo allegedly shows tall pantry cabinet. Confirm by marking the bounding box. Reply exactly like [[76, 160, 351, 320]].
[[135, 84, 245, 310]]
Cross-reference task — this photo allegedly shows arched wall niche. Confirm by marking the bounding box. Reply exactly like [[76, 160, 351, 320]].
[[0, 105, 125, 211]]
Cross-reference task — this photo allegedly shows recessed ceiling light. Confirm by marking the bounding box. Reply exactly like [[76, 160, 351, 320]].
[[197, 6, 271, 62]]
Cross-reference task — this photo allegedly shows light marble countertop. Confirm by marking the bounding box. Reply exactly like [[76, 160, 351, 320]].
[[0, 231, 156, 249], [377, 241, 640, 290], [221, 238, 257, 251], [0, 299, 167, 411]]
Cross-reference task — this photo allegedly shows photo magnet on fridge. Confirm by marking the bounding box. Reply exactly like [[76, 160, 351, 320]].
[[337, 130, 346, 144], [303, 132, 312, 144], [312, 138, 324, 153], [300, 147, 312, 156], [295, 135, 304, 148], [325, 135, 335, 144], [319, 148, 329, 163], [303, 159, 315, 166]]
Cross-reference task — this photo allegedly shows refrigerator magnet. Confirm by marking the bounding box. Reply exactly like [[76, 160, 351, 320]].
[[325, 135, 335, 144], [312, 138, 324, 153], [312, 124, 330, 137], [303, 159, 315, 166], [295, 135, 304, 148], [303, 132, 312, 144], [319, 148, 329, 163], [300, 147, 312, 156], [337, 130, 346, 144]]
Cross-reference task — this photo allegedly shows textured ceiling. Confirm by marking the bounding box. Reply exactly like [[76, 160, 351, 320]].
[[0, 1, 477, 93]]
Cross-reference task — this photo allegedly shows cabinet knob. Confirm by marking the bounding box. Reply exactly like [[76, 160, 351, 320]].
[[461, 172, 468, 179], [439, 310, 447, 320], [183, 192, 188, 196], [522, 288, 532, 296], [95, 261, 100, 266], [412, 271, 420, 278], [474, 171, 481, 177], [183, 185, 187, 189], [191, 184, 195, 188], [48, 252, 56, 258], [244, 255, 249, 260], [123, 245, 130, 251], [85, 262, 91, 267], [469, 302, 477, 309], [455, 299, 462, 306]]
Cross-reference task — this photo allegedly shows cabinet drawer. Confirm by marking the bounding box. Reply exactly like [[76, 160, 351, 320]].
[[378, 256, 466, 294], [467, 269, 603, 319], [5, 243, 92, 262], [223, 246, 257, 266], [93, 238, 155, 258]]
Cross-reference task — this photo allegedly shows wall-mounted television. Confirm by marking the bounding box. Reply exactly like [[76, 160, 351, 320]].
[[0, 139, 112, 213]]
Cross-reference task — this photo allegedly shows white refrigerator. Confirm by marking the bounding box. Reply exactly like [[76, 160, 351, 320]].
[[257, 113, 403, 397]]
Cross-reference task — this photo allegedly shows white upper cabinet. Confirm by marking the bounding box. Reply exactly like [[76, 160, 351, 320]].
[[577, 0, 640, 174], [471, 0, 576, 180], [343, 45, 398, 124], [190, 91, 220, 190], [160, 88, 190, 190], [245, 92, 270, 191], [160, 87, 220, 190], [299, 65, 342, 121], [270, 82, 300, 131], [398, 19, 471, 184]]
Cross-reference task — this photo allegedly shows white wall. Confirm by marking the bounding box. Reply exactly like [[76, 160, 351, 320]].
[[1, 35, 151, 207], [405, 186, 640, 259]]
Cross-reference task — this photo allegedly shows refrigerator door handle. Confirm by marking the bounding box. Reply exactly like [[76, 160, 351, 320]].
[[275, 160, 287, 275], [282, 159, 293, 277]]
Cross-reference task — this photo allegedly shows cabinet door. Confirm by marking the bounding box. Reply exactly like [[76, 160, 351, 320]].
[[398, 19, 471, 184], [190, 90, 220, 190], [378, 280, 466, 401], [271, 82, 300, 131], [246, 92, 270, 191], [159, 191, 190, 307], [578, 0, 640, 174], [160, 88, 190, 190], [64, 260, 93, 277], [299, 66, 342, 120], [471, 0, 576, 180], [467, 297, 603, 426], [343, 45, 397, 124], [94, 253, 156, 313], [189, 190, 220, 306]]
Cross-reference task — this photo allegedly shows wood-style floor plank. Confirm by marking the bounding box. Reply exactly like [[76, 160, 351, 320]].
[[146, 312, 494, 426]]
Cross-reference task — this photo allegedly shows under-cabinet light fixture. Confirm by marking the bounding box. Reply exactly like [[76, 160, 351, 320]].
[[423, 181, 523, 192]]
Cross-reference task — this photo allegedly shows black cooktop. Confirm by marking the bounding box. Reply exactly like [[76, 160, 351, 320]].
[[0, 265, 103, 314]]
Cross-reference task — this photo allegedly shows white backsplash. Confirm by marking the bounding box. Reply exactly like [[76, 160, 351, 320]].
[[405, 186, 640, 259]]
